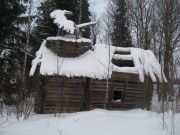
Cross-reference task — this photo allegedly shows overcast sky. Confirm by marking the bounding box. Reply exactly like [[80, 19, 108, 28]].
[[89, 0, 108, 15], [33, 0, 107, 16]]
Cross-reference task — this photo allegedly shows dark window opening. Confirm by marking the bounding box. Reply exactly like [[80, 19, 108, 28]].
[[114, 51, 130, 55], [112, 91, 123, 102], [112, 50, 134, 67], [112, 59, 134, 67]]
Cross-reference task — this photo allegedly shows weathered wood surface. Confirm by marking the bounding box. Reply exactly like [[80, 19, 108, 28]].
[[112, 72, 149, 80], [46, 40, 90, 58], [34, 72, 150, 113], [109, 72, 147, 109], [89, 79, 110, 110], [33, 66, 45, 113], [41, 76, 85, 113]]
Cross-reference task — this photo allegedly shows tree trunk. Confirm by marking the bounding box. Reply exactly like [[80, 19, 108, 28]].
[[79, 0, 82, 24]]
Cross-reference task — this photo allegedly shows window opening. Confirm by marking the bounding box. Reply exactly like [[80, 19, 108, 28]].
[[112, 91, 123, 102]]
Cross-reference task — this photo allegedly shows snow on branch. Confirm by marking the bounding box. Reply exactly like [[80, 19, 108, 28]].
[[77, 22, 96, 29]]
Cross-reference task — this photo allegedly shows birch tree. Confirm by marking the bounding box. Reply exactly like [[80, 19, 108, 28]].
[[127, 0, 156, 49], [156, 0, 180, 97]]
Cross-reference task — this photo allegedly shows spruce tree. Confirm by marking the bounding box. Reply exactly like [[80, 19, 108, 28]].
[[0, 0, 27, 104], [0, 0, 26, 46], [33, 0, 79, 46], [33, 0, 91, 48], [112, 0, 132, 47]]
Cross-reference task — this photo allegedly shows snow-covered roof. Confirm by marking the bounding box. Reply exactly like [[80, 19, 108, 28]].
[[46, 36, 91, 43], [30, 39, 167, 82], [112, 47, 167, 82]]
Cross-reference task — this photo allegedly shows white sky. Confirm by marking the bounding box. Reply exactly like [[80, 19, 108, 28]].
[[32, 0, 107, 16], [89, 0, 108, 15]]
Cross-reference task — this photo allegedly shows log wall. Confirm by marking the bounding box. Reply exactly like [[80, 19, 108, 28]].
[[89, 79, 110, 110], [35, 72, 150, 113], [35, 76, 86, 113], [46, 40, 90, 58], [110, 72, 148, 109], [34, 67, 45, 113]]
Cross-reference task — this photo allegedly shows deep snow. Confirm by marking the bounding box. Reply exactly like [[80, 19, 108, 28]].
[[0, 109, 180, 135]]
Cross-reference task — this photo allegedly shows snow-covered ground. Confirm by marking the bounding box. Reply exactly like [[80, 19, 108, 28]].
[[0, 109, 180, 135]]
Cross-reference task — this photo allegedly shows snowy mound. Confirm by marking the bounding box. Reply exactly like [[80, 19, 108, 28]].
[[50, 10, 75, 34], [30, 41, 167, 82], [1, 109, 179, 135]]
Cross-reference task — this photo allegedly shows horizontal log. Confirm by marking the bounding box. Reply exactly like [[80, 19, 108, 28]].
[[124, 97, 144, 101], [44, 81, 63, 84], [63, 84, 83, 88], [46, 77, 64, 81], [126, 85, 143, 89], [112, 72, 139, 79], [63, 88, 83, 91], [90, 82, 109, 85], [123, 102, 142, 105], [90, 100, 106, 104], [125, 95, 144, 99], [89, 88, 109, 92], [89, 84, 109, 88], [90, 97, 107, 100], [45, 92, 63, 97], [90, 105, 104, 109], [126, 89, 144, 92], [45, 87, 83, 92], [112, 82, 125, 86], [63, 95, 82, 99], [90, 97, 108, 101], [90, 79, 107, 83], [44, 107, 80, 113], [45, 95, 82, 100], [90, 91, 109, 95], [64, 81, 83, 84], [45, 90, 63, 94], [45, 99, 82, 106], [112, 86, 125, 91], [125, 93, 144, 96], [63, 93, 82, 98], [44, 85, 62, 91], [64, 78, 83, 82], [45, 102, 81, 107], [125, 91, 144, 94]]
